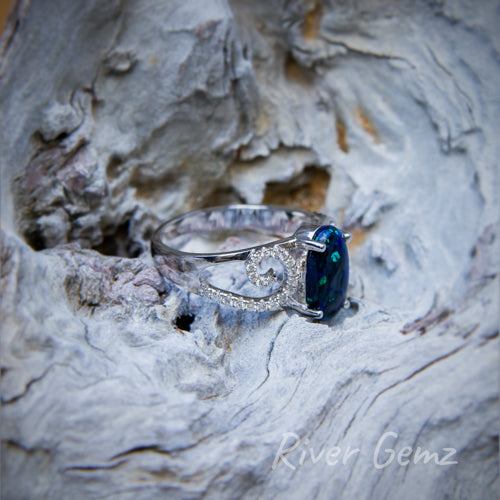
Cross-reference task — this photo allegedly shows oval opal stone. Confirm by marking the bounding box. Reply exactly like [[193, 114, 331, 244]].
[[305, 225, 349, 320]]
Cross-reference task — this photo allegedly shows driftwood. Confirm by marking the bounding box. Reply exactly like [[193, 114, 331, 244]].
[[1, 0, 498, 499]]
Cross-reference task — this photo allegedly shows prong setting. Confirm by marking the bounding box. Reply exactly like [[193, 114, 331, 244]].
[[285, 298, 324, 319], [295, 238, 326, 252]]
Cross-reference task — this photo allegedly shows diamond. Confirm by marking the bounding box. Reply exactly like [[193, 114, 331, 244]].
[[199, 242, 303, 312]]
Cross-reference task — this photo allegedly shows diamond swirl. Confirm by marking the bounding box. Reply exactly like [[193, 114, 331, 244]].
[[199, 245, 300, 311]]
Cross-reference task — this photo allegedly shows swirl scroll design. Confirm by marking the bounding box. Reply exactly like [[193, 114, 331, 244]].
[[198, 246, 300, 311]]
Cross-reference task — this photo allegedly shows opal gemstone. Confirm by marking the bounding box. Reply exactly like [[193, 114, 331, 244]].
[[305, 225, 349, 320]]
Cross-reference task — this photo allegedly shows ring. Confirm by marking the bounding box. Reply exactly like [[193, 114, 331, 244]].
[[151, 205, 350, 320]]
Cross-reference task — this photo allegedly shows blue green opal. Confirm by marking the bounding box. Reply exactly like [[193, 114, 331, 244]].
[[305, 225, 349, 320]]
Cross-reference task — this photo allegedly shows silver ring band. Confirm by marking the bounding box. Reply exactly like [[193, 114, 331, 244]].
[[151, 204, 350, 320]]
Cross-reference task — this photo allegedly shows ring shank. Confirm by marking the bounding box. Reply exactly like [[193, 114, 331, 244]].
[[153, 205, 325, 244], [151, 205, 328, 293]]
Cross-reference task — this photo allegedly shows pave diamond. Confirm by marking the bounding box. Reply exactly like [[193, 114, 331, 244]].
[[199, 244, 302, 312]]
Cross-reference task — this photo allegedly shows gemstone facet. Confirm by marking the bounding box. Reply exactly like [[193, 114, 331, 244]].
[[305, 225, 349, 320]]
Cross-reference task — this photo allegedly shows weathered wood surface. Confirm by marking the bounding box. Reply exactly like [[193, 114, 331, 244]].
[[1, 1, 498, 499]]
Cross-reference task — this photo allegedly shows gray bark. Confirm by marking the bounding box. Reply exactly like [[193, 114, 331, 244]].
[[1, 0, 499, 499]]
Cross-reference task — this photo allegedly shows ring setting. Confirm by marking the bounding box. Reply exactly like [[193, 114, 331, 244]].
[[152, 205, 350, 321]]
